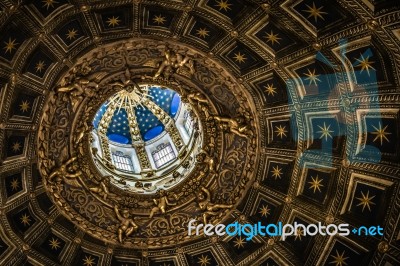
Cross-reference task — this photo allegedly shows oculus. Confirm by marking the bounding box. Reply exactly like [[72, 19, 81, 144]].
[[91, 84, 202, 194]]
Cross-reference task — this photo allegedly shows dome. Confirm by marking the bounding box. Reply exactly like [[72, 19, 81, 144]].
[[90, 84, 201, 193], [93, 86, 180, 143]]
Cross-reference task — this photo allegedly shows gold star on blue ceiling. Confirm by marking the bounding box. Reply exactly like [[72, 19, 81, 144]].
[[365, 118, 396, 154], [24, 47, 54, 78], [226, 43, 265, 73], [5, 173, 23, 197], [309, 176, 323, 192], [3, 38, 18, 54], [12, 208, 36, 234], [75, 251, 99, 266], [147, 10, 174, 28], [207, 0, 251, 22], [293, 0, 350, 30], [348, 48, 379, 85], [99, 9, 131, 31], [326, 241, 369, 266], [350, 182, 385, 224], [56, 20, 84, 46], [188, 251, 218, 266], [38, 233, 66, 260], [251, 199, 278, 224], [31, 0, 68, 17], [346, 46, 387, 85], [11, 93, 36, 117], [97, 87, 178, 144], [256, 74, 289, 105], [227, 234, 264, 260], [255, 20, 303, 54], [42, 0, 59, 10], [302, 168, 332, 203], [262, 160, 292, 194], [0, 24, 27, 61], [6, 135, 25, 158], [189, 19, 224, 46], [308, 117, 344, 154], [295, 59, 338, 97], [312, 118, 339, 142]]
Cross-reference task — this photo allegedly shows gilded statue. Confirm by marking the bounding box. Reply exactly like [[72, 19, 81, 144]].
[[76, 58, 91, 76], [57, 77, 96, 112], [187, 92, 208, 105], [195, 150, 216, 174], [186, 92, 212, 120], [114, 205, 138, 243], [154, 49, 195, 79], [149, 190, 178, 218], [56, 59, 105, 113], [213, 115, 252, 139], [48, 157, 82, 185], [200, 104, 212, 121], [89, 176, 111, 200], [75, 122, 91, 152], [197, 187, 232, 224], [109, 69, 142, 94]]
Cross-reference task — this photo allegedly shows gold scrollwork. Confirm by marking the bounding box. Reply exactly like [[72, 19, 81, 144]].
[[37, 39, 257, 247]]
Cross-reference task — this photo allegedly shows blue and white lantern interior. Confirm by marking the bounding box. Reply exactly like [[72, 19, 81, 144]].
[[90, 85, 201, 193]]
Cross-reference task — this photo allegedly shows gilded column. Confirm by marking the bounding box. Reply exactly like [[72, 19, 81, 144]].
[[125, 105, 152, 170], [97, 102, 117, 166]]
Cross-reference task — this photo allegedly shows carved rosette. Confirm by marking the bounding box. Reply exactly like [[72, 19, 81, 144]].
[[37, 39, 259, 248]]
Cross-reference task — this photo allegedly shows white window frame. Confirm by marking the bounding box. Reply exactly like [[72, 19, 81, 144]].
[[151, 143, 176, 168], [112, 151, 135, 172], [184, 111, 194, 134]]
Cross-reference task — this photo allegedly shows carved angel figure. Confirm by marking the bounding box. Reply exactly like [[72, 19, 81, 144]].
[[149, 189, 178, 218], [187, 92, 208, 105], [186, 92, 212, 119], [57, 77, 96, 113], [89, 176, 111, 200], [114, 205, 138, 243], [195, 150, 216, 174], [75, 122, 91, 145], [197, 187, 232, 224], [109, 69, 141, 92], [213, 115, 252, 139], [154, 49, 195, 79], [48, 157, 82, 187], [75, 58, 91, 76]]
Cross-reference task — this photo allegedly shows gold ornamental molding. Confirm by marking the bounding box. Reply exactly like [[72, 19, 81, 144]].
[[37, 38, 259, 248]]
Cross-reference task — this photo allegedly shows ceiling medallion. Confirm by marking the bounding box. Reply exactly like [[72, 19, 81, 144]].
[[37, 39, 259, 247]]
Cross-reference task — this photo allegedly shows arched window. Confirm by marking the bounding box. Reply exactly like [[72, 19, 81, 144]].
[[152, 143, 176, 168], [112, 151, 134, 172], [184, 111, 194, 134]]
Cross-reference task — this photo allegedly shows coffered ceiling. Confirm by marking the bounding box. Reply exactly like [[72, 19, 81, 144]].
[[0, 0, 399, 265]]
